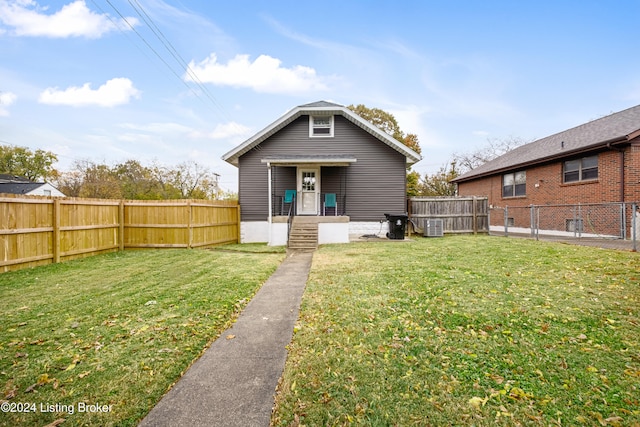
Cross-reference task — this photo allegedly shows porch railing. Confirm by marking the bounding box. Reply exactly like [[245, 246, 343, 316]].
[[274, 192, 346, 216], [286, 194, 296, 243]]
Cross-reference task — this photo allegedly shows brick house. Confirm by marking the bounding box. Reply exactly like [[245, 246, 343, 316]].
[[451, 104, 640, 234]]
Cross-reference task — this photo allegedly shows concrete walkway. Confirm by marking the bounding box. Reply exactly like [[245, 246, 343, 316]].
[[139, 250, 313, 427]]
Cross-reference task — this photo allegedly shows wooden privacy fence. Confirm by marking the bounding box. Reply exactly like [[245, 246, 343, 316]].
[[408, 196, 489, 234], [0, 195, 239, 272]]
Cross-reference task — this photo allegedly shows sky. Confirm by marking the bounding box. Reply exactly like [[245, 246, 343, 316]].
[[1, 0, 640, 192]]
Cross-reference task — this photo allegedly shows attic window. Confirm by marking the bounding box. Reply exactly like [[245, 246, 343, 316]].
[[310, 115, 334, 137]]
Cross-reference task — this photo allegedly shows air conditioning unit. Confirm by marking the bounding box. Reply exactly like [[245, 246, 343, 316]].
[[424, 219, 444, 237]]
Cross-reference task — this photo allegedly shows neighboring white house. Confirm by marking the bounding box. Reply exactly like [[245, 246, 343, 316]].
[[0, 174, 66, 197]]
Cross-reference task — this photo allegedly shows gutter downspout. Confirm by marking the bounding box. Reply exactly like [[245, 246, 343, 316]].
[[267, 162, 272, 245]]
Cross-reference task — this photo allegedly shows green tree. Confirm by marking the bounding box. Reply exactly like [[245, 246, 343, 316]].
[[347, 104, 422, 155], [113, 160, 167, 199], [406, 170, 422, 197], [347, 104, 423, 197], [421, 162, 459, 196], [0, 145, 58, 181], [79, 162, 122, 199], [166, 161, 220, 199]]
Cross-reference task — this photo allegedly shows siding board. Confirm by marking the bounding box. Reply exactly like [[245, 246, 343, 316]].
[[238, 115, 407, 221]]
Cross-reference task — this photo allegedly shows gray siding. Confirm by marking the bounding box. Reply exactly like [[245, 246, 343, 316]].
[[239, 115, 406, 221], [272, 166, 296, 215]]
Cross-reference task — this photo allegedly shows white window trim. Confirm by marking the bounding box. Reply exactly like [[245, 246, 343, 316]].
[[309, 115, 334, 138]]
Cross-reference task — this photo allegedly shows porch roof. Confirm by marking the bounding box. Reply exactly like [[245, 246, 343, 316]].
[[261, 154, 357, 166]]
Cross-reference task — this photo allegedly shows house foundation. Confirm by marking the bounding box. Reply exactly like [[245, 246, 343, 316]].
[[240, 216, 391, 246]]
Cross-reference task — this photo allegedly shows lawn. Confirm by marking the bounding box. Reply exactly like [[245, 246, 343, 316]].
[[272, 236, 640, 426], [0, 247, 284, 427]]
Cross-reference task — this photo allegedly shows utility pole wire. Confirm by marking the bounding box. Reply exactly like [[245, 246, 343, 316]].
[[96, 0, 217, 113], [128, 0, 230, 121]]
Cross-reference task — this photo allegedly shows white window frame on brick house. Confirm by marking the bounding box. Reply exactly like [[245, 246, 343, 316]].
[[309, 115, 334, 137]]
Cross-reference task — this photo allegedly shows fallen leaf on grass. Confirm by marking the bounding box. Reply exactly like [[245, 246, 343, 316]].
[[78, 371, 91, 379], [37, 373, 52, 385], [43, 419, 65, 427], [4, 388, 16, 399], [65, 355, 82, 371], [507, 387, 533, 401], [468, 396, 488, 409], [624, 368, 640, 377], [23, 374, 57, 393]]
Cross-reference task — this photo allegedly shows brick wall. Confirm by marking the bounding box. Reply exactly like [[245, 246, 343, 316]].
[[457, 143, 640, 207]]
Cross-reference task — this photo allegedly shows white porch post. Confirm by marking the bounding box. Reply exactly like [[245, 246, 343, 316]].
[[267, 162, 272, 244]]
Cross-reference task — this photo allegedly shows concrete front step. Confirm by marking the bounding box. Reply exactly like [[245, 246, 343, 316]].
[[288, 219, 318, 249]]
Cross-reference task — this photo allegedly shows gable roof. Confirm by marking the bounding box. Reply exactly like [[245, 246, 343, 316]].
[[222, 101, 422, 166], [453, 104, 640, 183]]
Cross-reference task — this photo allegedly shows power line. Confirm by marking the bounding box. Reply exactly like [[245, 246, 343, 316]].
[[127, 0, 230, 121], [94, 0, 252, 139], [95, 0, 220, 116]]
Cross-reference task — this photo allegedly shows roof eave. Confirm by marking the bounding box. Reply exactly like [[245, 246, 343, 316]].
[[222, 104, 422, 166], [452, 135, 631, 183]]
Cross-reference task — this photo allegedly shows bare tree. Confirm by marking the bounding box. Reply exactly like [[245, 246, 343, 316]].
[[452, 136, 531, 174]]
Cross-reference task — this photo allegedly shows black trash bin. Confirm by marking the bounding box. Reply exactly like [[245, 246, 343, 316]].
[[384, 213, 408, 240]]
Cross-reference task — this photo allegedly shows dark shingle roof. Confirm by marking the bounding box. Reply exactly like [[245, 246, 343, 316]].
[[298, 100, 344, 108], [0, 174, 32, 183], [0, 182, 43, 194], [453, 104, 640, 182]]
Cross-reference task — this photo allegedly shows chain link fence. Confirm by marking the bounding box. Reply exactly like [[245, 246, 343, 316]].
[[489, 202, 639, 251]]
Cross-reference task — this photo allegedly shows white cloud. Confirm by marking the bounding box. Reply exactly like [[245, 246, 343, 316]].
[[38, 78, 141, 107], [118, 120, 250, 141], [0, 0, 137, 38], [197, 122, 251, 140], [0, 91, 17, 116], [187, 53, 329, 94]]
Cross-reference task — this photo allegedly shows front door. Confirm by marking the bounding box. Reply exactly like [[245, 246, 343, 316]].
[[298, 168, 319, 215]]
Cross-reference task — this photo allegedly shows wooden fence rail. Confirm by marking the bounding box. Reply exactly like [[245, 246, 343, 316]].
[[0, 195, 239, 273], [408, 196, 489, 235]]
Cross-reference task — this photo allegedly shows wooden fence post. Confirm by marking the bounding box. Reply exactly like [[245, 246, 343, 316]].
[[472, 196, 478, 235], [407, 198, 412, 238], [119, 200, 125, 251], [187, 200, 192, 249], [53, 199, 61, 264], [237, 204, 241, 243]]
